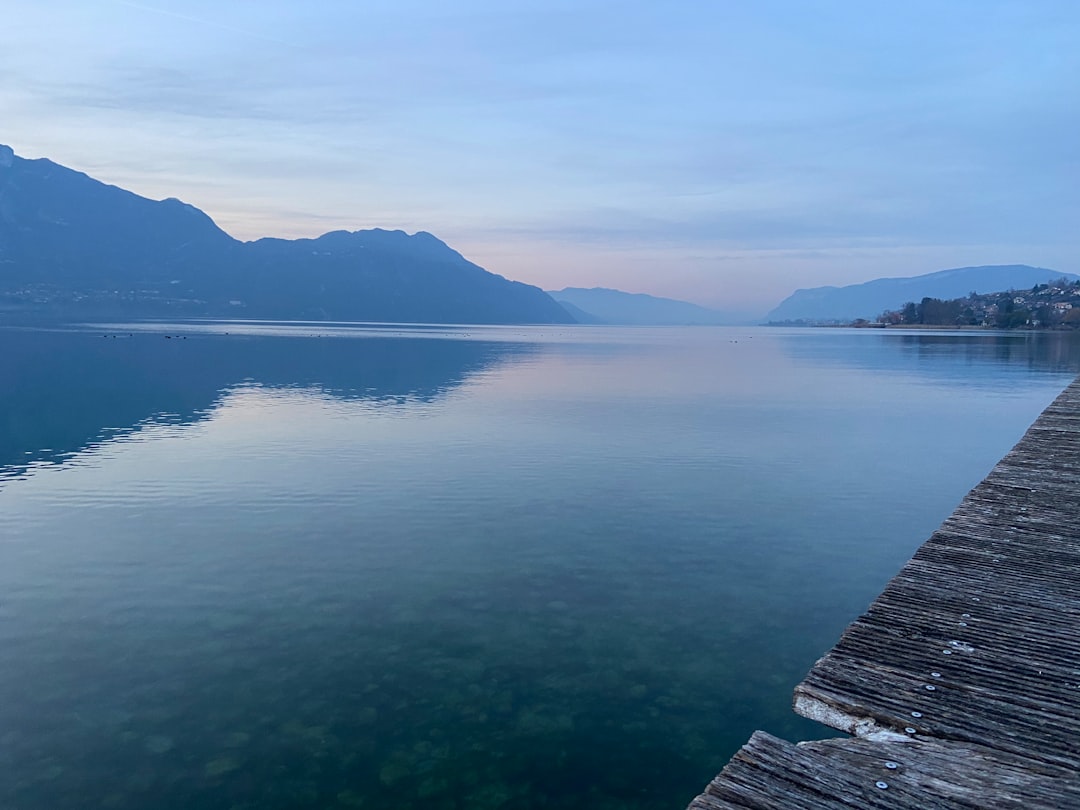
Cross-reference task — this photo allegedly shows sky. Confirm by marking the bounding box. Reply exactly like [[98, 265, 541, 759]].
[[3, 1, 1078, 315]]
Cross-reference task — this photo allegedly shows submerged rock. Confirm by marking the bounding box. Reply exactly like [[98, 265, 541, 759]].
[[143, 735, 174, 755], [223, 731, 251, 748], [336, 789, 366, 807], [378, 756, 411, 786], [204, 756, 240, 777]]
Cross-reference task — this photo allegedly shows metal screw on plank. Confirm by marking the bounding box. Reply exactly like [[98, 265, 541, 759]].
[[942, 650, 953, 655], [959, 622, 968, 627], [911, 711, 923, 718], [961, 613, 971, 619], [905, 727, 917, 734], [925, 685, 936, 691], [931, 672, 942, 678], [876, 781, 889, 789], [884, 762, 899, 770]]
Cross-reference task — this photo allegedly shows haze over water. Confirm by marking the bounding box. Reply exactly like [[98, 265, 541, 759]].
[[2, 324, 1078, 810]]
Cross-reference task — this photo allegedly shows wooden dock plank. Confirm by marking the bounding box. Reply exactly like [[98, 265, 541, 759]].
[[689, 732, 1080, 810], [687, 377, 1080, 808]]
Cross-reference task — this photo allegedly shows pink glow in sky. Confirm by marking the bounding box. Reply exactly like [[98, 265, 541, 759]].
[[4, 1, 1077, 316]]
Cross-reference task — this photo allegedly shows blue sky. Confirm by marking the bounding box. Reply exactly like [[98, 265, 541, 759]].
[[4, 1, 1077, 313]]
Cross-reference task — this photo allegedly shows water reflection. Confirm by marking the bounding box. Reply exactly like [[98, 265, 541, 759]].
[[0, 325, 536, 480], [2, 323, 1078, 810], [777, 328, 1080, 384]]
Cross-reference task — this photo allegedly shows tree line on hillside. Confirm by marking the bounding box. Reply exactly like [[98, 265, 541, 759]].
[[875, 280, 1080, 329]]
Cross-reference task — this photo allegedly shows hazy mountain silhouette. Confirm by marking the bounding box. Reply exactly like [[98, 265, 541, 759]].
[[767, 265, 1079, 323], [552, 299, 606, 324], [548, 287, 739, 325], [0, 144, 572, 324], [0, 326, 536, 481]]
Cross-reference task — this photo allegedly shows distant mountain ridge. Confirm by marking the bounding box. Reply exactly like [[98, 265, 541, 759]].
[[0, 144, 572, 324], [766, 265, 1079, 323], [548, 287, 740, 325]]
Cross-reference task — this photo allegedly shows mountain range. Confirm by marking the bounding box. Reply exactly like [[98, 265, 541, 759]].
[[766, 265, 1079, 323], [0, 144, 572, 324], [4, 145, 1070, 327]]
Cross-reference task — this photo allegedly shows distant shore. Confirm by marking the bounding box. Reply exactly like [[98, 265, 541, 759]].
[[776, 322, 1078, 332]]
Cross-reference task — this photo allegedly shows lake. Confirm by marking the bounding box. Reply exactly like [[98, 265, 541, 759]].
[[2, 323, 1078, 810]]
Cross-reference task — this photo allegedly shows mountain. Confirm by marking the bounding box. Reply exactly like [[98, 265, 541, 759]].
[[547, 287, 738, 325], [553, 299, 606, 324], [0, 144, 573, 324], [766, 265, 1080, 323]]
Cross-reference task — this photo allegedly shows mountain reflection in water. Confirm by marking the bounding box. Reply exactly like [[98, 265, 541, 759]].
[[0, 324, 537, 480], [2, 324, 1078, 810]]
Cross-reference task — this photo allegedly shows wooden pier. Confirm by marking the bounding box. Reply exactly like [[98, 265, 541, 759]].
[[688, 377, 1080, 809]]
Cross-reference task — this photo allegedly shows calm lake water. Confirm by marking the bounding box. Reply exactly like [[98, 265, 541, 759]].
[[2, 323, 1079, 810]]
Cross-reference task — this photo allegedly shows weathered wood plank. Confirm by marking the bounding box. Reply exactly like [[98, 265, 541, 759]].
[[793, 376, 1080, 769], [689, 732, 1080, 810], [687, 376, 1080, 808]]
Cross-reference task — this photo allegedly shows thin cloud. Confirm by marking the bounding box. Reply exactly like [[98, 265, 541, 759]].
[[111, 0, 294, 47], [3, 0, 1077, 307]]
